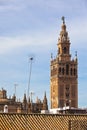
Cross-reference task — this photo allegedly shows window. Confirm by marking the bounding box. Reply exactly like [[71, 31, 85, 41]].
[[59, 67, 61, 74], [74, 68, 76, 75], [66, 93, 69, 98], [70, 68, 72, 75], [62, 68, 64, 75], [64, 47, 67, 54], [66, 87, 69, 91], [66, 64, 69, 75], [58, 48, 60, 54]]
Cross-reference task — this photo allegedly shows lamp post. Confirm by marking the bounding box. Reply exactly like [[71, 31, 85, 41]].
[[27, 57, 33, 113]]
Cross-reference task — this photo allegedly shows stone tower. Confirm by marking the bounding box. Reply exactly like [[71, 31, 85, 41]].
[[50, 17, 78, 109]]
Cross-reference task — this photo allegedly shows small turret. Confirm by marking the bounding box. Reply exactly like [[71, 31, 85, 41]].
[[43, 92, 48, 110], [74, 51, 78, 62], [23, 93, 27, 103], [36, 96, 39, 103], [22, 93, 27, 110], [0, 88, 7, 99], [12, 94, 16, 102]]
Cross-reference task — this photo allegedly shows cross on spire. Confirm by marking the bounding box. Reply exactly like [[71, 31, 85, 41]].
[[61, 16, 65, 24]]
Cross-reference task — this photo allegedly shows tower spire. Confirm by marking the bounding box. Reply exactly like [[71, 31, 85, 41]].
[[43, 91, 48, 110], [57, 17, 71, 61]]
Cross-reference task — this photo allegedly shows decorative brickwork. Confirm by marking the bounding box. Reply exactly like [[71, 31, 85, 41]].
[[0, 114, 87, 129]]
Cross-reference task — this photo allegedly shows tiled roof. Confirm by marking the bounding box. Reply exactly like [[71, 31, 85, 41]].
[[0, 113, 87, 129]]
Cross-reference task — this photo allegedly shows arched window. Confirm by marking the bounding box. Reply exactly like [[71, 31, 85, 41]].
[[70, 68, 72, 75], [66, 64, 69, 75], [66, 93, 69, 99], [74, 68, 76, 75], [62, 68, 64, 75], [58, 48, 60, 54], [64, 47, 67, 54], [59, 67, 61, 74]]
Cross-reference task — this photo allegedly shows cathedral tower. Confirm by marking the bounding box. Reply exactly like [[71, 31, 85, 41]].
[[50, 17, 78, 109]]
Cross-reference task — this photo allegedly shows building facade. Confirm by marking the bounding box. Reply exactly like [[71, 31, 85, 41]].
[[0, 88, 48, 113], [50, 17, 78, 109]]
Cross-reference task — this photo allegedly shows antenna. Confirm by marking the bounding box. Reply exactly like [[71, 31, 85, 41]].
[[14, 83, 18, 98], [30, 91, 35, 103]]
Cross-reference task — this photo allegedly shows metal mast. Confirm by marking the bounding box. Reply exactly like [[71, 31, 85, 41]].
[[27, 57, 33, 102]]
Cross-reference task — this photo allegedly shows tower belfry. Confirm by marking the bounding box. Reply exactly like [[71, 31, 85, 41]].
[[50, 17, 78, 108]]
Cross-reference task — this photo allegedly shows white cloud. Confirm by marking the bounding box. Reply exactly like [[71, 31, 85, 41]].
[[0, 0, 25, 11], [0, 0, 86, 13], [62, 17, 87, 49], [0, 30, 56, 55], [0, 14, 87, 55]]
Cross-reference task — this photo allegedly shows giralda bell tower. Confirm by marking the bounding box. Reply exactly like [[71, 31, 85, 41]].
[[50, 17, 78, 109]]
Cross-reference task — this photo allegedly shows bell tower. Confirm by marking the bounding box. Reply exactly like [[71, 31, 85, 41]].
[[50, 17, 78, 109], [58, 16, 71, 62]]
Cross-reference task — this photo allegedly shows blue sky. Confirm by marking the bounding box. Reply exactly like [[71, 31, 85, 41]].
[[0, 0, 87, 108]]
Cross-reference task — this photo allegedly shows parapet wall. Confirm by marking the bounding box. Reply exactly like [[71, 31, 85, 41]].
[[0, 113, 87, 130]]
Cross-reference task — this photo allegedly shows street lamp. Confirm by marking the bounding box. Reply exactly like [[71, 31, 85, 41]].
[[27, 57, 33, 113]]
